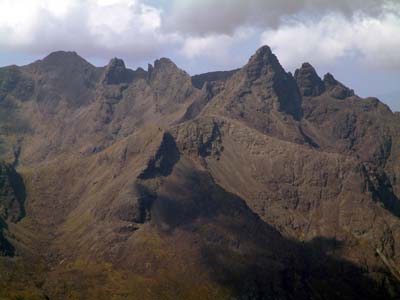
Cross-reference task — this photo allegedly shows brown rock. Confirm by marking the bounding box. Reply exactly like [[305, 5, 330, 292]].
[[0, 46, 398, 299]]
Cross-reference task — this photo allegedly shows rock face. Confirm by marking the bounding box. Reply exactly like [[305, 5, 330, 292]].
[[0, 162, 25, 222], [0, 162, 25, 256], [0, 46, 399, 299], [294, 62, 325, 97], [191, 69, 239, 89], [103, 58, 133, 85], [242, 45, 302, 119], [323, 72, 355, 99]]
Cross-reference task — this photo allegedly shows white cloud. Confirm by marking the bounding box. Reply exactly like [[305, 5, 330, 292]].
[[0, 0, 398, 74], [261, 4, 400, 70], [0, 0, 178, 62], [181, 28, 255, 66]]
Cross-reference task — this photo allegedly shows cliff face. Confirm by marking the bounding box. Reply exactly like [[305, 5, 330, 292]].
[[0, 46, 399, 299], [0, 162, 25, 256]]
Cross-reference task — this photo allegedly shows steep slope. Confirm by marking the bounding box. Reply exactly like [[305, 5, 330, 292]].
[[191, 69, 239, 89], [202, 46, 305, 144], [0, 52, 204, 165], [173, 117, 400, 287], [0, 46, 399, 299], [296, 63, 400, 217], [0, 162, 25, 255]]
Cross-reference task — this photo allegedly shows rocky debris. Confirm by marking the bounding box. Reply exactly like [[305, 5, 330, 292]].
[[294, 62, 325, 97]]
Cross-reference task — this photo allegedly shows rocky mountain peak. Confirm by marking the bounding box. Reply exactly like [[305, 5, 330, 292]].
[[294, 62, 325, 97], [238, 45, 302, 119], [108, 57, 126, 69], [148, 57, 183, 80], [323, 72, 355, 99], [244, 45, 286, 80], [27, 50, 96, 77], [248, 45, 275, 64], [103, 57, 134, 85], [147, 57, 191, 89], [43, 50, 79, 60], [1, 46, 400, 299], [323, 72, 337, 86], [24, 51, 101, 108], [154, 57, 177, 69], [38, 51, 90, 69]]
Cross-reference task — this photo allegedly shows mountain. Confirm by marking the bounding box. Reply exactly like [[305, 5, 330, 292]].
[[0, 46, 399, 300]]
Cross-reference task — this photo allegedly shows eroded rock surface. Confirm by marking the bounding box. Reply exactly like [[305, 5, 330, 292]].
[[0, 46, 399, 299]]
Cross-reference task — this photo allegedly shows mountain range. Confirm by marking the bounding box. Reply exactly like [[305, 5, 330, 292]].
[[0, 45, 399, 299]]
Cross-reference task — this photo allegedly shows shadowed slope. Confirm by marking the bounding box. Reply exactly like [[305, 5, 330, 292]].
[[0, 46, 399, 299]]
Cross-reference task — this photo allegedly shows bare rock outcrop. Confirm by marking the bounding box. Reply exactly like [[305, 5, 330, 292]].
[[0, 45, 399, 299]]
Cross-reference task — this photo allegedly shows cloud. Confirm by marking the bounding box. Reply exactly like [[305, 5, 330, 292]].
[[0, 0, 179, 63], [166, 0, 393, 35], [0, 0, 398, 74], [0, 0, 398, 110], [260, 3, 400, 70], [180, 28, 256, 68]]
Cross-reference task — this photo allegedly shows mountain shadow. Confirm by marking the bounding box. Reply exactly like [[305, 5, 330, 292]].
[[140, 162, 399, 299]]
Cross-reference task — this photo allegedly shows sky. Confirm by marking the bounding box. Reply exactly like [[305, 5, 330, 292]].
[[0, 0, 399, 111]]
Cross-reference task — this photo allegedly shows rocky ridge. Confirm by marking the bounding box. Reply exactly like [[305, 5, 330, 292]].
[[0, 45, 399, 299]]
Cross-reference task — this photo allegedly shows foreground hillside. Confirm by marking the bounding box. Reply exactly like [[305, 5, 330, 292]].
[[0, 46, 399, 299]]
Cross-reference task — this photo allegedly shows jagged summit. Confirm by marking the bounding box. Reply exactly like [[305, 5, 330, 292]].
[[239, 45, 303, 119], [147, 57, 192, 97], [108, 57, 126, 69], [294, 62, 325, 97], [323, 72, 337, 86], [147, 57, 177, 71], [1, 46, 399, 299], [248, 45, 275, 63], [103, 57, 135, 85], [244, 45, 286, 80], [323, 72, 355, 99], [154, 57, 177, 69], [147, 57, 183, 80]]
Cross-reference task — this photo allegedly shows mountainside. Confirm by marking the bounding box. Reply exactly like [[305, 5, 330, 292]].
[[0, 46, 399, 300]]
